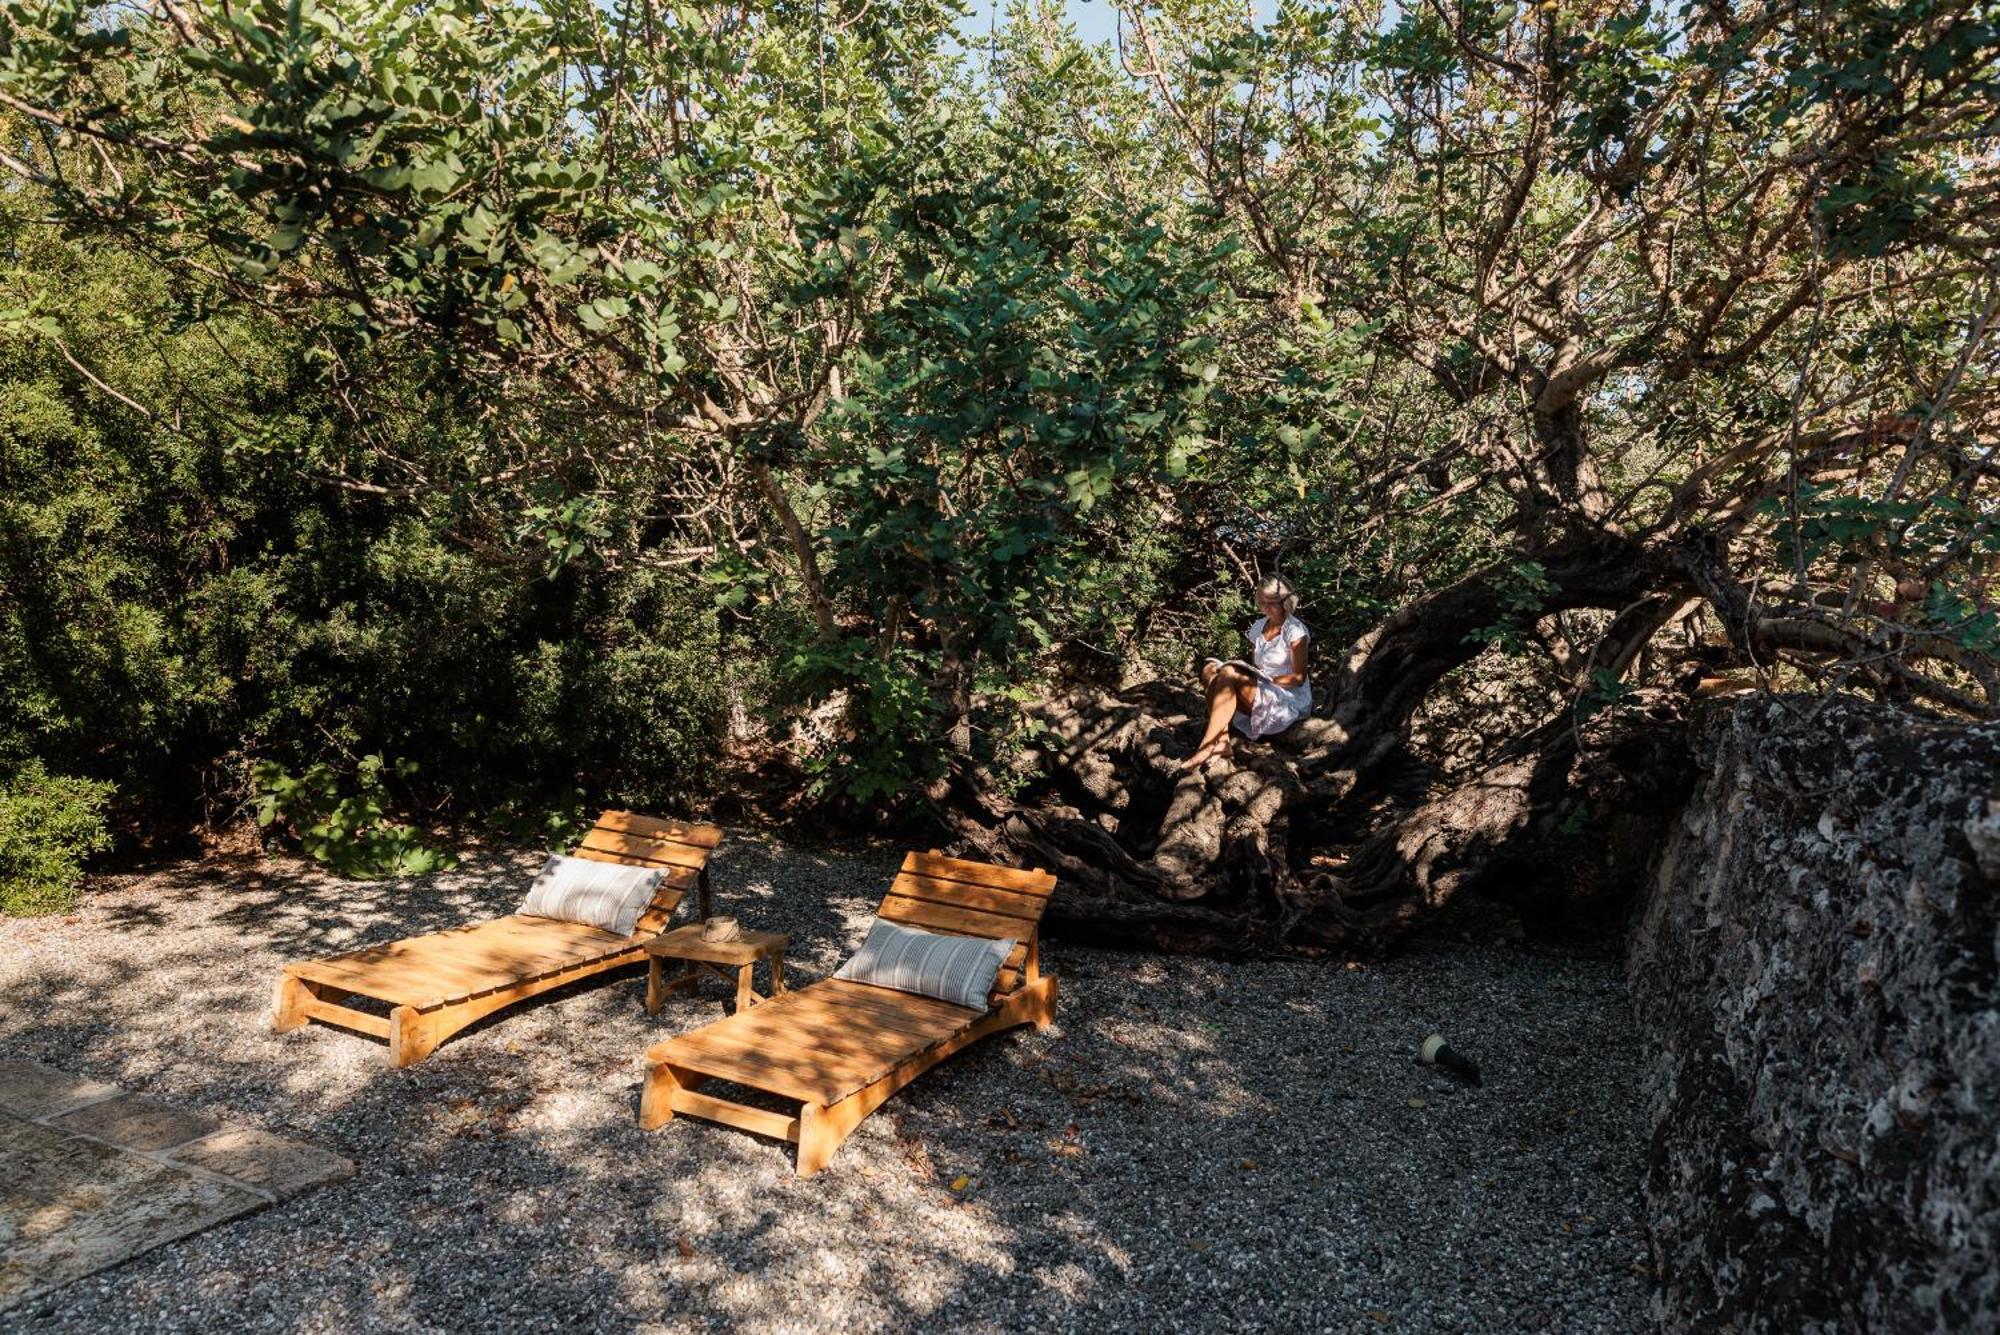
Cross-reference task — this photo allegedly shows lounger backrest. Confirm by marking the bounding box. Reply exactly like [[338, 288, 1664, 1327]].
[[878, 851, 1058, 1001], [571, 809, 724, 934]]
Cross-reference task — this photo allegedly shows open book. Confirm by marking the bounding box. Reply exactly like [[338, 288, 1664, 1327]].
[[1203, 656, 1271, 683]]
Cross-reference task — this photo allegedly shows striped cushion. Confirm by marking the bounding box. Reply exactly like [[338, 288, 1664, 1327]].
[[518, 854, 664, 937], [833, 919, 1014, 1012]]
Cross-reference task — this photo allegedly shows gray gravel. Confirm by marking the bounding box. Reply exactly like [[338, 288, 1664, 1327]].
[[0, 836, 1656, 1332]]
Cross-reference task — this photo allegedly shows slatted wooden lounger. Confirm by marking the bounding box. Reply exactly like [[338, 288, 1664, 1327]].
[[271, 810, 722, 1067], [639, 851, 1058, 1176]]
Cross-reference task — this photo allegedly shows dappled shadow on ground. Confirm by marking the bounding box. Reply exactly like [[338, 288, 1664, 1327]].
[[0, 840, 1655, 1331]]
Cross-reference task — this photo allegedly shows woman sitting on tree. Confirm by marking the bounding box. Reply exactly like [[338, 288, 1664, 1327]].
[[1182, 576, 1312, 770]]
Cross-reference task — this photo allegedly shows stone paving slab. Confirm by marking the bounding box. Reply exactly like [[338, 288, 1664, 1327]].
[[0, 1113, 264, 1312], [166, 1128, 354, 1202], [47, 1093, 220, 1154], [0, 1061, 352, 1313], [0, 1062, 119, 1122]]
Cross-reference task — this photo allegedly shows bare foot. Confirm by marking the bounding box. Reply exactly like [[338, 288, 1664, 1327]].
[[1179, 739, 1224, 772]]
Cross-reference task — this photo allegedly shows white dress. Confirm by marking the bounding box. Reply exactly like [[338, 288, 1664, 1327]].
[[1231, 615, 1312, 739]]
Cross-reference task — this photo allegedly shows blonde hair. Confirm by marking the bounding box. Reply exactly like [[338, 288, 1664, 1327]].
[[1255, 575, 1297, 617]]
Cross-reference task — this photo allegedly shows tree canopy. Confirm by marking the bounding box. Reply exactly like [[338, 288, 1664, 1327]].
[[2, 0, 1995, 934]]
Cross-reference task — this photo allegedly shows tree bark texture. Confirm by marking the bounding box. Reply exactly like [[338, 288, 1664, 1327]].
[[945, 536, 1702, 955]]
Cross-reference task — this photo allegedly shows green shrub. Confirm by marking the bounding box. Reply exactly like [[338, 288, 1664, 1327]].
[[252, 755, 456, 880], [0, 217, 729, 825], [772, 636, 945, 805], [0, 762, 114, 916]]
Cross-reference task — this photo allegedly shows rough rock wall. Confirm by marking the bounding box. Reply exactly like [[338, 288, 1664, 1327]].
[[1627, 695, 2000, 1332]]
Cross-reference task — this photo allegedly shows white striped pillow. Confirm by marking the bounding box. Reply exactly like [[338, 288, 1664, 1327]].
[[833, 919, 1014, 1011], [518, 854, 664, 937]]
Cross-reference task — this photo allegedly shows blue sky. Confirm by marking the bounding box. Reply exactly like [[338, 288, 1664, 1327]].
[[1067, 0, 1122, 43], [1048, 0, 1124, 44], [956, 0, 1124, 52], [955, 1, 1291, 59]]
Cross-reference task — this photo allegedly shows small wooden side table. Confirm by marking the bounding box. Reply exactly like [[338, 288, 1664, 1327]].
[[644, 925, 789, 1015]]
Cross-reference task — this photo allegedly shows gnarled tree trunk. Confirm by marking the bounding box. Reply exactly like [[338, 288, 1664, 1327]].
[[945, 534, 1702, 955]]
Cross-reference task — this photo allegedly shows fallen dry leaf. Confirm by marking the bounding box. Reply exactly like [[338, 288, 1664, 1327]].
[[675, 1236, 694, 1260], [949, 1174, 971, 1192]]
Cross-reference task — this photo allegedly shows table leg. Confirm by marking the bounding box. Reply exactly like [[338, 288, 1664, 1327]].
[[734, 963, 756, 1013], [769, 950, 787, 997], [646, 956, 664, 1015]]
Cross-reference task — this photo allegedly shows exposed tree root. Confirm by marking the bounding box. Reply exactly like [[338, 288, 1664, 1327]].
[[942, 536, 1701, 955]]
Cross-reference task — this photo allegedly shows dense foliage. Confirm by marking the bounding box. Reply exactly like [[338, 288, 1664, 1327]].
[[0, 760, 112, 914], [0, 0, 1993, 908], [0, 218, 722, 867]]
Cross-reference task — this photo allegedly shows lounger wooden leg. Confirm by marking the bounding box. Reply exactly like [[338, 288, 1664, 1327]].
[[270, 975, 311, 1033], [796, 1102, 837, 1177], [1024, 976, 1059, 1032], [389, 1005, 444, 1068], [795, 1067, 914, 1178], [639, 1061, 682, 1131]]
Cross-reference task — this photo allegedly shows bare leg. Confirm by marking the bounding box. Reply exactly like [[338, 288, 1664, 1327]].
[[1182, 668, 1259, 770]]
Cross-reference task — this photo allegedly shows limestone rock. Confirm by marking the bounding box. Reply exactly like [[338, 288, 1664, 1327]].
[[1628, 695, 2000, 1331]]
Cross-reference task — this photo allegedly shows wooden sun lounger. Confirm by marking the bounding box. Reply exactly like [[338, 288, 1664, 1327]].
[[639, 851, 1058, 1176], [271, 810, 722, 1067]]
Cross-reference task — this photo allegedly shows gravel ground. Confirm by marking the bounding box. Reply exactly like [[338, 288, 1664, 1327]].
[[1, 836, 1656, 1333]]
